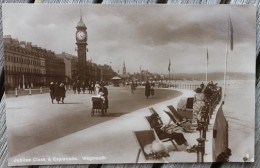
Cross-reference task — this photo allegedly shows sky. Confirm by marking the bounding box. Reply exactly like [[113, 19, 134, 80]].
[[2, 4, 256, 75]]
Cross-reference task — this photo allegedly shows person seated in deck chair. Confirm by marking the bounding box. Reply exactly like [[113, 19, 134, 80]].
[[193, 87, 206, 123], [150, 113, 196, 152]]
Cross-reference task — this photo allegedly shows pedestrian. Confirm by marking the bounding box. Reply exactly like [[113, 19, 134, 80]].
[[49, 82, 55, 104], [76, 80, 81, 94], [99, 82, 108, 113], [82, 82, 86, 94], [150, 85, 155, 98], [72, 82, 76, 94], [60, 83, 66, 103], [90, 81, 94, 94], [55, 83, 61, 104], [88, 81, 91, 94], [95, 81, 100, 95], [145, 80, 151, 99], [131, 81, 135, 94]]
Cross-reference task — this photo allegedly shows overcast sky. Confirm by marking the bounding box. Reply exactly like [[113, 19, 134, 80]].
[[2, 4, 256, 74]]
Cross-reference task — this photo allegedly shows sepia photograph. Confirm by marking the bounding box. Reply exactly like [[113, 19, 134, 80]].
[[2, 4, 255, 166]]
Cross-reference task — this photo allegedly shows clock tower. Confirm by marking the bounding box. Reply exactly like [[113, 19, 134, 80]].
[[75, 12, 88, 81]]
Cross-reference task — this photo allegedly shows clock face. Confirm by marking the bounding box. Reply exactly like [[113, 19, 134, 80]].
[[76, 31, 86, 40]]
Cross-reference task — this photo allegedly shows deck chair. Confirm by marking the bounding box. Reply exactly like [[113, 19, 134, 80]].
[[163, 110, 196, 133], [149, 107, 159, 115], [145, 115, 179, 150], [167, 105, 191, 122], [133, 130, 169, 162]]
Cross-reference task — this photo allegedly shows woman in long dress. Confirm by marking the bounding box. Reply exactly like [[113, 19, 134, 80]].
[[60, 83, 66, 103]]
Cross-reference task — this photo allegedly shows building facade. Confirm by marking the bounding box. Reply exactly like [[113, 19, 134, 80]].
[[56, 52, 75, 83], [4, 35, 65, 90]]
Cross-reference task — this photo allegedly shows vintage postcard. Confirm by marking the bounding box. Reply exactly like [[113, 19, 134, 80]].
[[2, 4, 255, 166]]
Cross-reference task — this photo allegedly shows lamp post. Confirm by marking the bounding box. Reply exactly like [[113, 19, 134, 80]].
[[22, 74, 25, 89]]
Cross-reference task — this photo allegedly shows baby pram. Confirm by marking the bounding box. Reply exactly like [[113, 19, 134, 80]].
[[91, 96, 107, 116]]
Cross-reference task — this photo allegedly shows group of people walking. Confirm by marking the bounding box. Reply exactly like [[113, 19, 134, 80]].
[[49, 82, 66, 104], [72, 80, 87, 94], [72, 80, 105, 95], [50, 80, 109, 107], [129, 80, 155, 98]]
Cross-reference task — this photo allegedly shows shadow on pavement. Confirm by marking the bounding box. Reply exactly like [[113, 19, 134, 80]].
[[102, 113, 123, 117], [60, 102, 83, 104]]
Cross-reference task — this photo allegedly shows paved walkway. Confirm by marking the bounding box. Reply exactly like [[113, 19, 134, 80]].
[[8, 88, 221, 166], [6, 86, 181, 158]]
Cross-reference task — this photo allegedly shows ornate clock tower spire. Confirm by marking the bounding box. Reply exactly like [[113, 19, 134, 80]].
[[123, 61, 126, 78], [75, 10, 88, 81]]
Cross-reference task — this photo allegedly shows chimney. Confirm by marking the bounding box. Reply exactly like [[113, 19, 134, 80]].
[[20, 41, 26, 48], [26, 42, 32, 49]]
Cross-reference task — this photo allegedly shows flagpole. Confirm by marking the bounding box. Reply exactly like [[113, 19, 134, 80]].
[[168, 59, 171, 87], [169, 68, 170, 87], [223, 16, 229, 100], [140, 65, 141, 83], [206, 48, 208, 82], [169, 65, 170, 82]]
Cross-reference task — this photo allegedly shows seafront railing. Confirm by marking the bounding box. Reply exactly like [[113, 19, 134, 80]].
[[166, 81, 202, 91], [198, 86, 230, 162]]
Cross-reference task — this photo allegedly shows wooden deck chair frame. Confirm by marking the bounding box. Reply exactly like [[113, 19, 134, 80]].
[[133, 130, 156, 163], [145, 115, 179, 151], [163, 110, 179, 125], [148, 107, 159, 115], [167, 105, 189, 122], [164, 110, 197, 133], [133, 130, 159, 162]]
